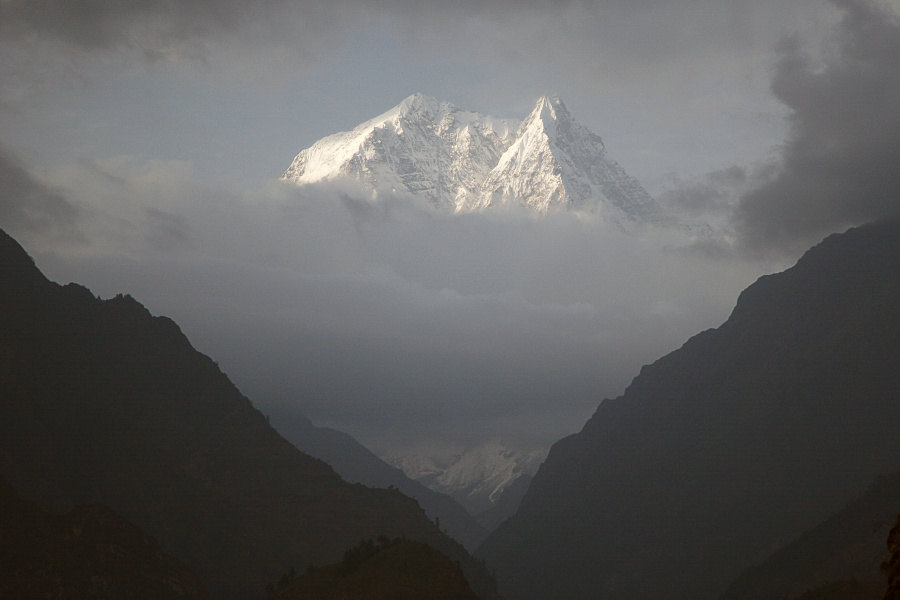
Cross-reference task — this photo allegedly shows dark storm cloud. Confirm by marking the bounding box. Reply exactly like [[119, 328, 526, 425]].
[[0, 145, 82, 240], [735, 0, 900, 252]]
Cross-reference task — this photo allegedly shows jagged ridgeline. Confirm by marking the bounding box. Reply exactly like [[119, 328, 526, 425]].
[[281, 93, 665, 226], [477, 219, 900, 600], [0, 228, 498, 600]]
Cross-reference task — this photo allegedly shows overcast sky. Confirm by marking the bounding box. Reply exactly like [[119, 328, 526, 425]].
[[1, 0, 898, 458]]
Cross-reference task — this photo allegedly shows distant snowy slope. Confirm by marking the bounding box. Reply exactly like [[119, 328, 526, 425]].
[[266, 406, 489, 551], [385, 443, 546, 516]]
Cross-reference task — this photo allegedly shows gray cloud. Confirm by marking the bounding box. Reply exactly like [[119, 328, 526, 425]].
[[0, 0, 827, 72], [735, 0, 900, 253], [0, 0, 584, 57], [0, 0, 854, 459], [0, 0, 287, 51], [144, 207, 191, 252], [22, 158, 775, 456], [661, 166, 752, 216], [0, 0, 830, 194], [0, 145, 83, 242]]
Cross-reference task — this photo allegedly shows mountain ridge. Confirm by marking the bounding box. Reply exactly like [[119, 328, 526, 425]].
[[719, 469, 900, 600], [282, 93, 665, 226], [476, 219, 900, 600], [266, 405, 490, 549], [0, 475, 209, 599], [283, 93, 518, 210], [0, 227, 499, 600], [384, 443, 545, 516]]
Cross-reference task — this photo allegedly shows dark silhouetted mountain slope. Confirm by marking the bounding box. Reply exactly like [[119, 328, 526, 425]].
[[477, 219, 900, 600], [474, 474, 532, 532], [883, 515, 900, 600], [0, 475, 208, 599], [790, 580, 885, 600], [270, 537, 485, 600], [0, 228, 498, 600], [268, 406, 489, 549], [720, 470, 900, 600]]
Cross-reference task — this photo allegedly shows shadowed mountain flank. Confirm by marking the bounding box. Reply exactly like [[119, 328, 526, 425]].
[[0, 228, 498, 600], [789, 581, 885, 600], [474, 473, 532, 532], [0, 475, 208, 600], [477, 219, 900, 600], [267, 406, 488, 549], [884, 515, 900, 600], [720, 470, 900, 600], [269, 537, 486, 600]]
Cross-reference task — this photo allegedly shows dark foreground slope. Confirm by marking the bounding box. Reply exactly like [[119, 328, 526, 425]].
[[790, 581, 885, 600], [0, 475, 208, 600], [886, 516, 900, 600], [271, 538, 483, 600], [269, 407, 489, 549], [720, 470, 900, 600], [477, 220, 900, 600], [0, 229, 498, 600]]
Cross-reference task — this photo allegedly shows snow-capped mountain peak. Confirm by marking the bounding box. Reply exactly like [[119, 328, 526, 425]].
[[282, 93, 519, 209], [282, 93, 666, 227], [465, 93, 664, 221], [526, 94, 569, 141]]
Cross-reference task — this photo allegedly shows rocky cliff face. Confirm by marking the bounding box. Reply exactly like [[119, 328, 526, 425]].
[[0, 228, 498, 600], [476, 219, 900, 600]]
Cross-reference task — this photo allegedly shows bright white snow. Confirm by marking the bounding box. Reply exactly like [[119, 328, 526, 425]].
[[282, 93, 670, 229], [282, 93, 519, 210]]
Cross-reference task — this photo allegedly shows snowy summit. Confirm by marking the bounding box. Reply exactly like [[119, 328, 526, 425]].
[[282, 93, 665, 227]]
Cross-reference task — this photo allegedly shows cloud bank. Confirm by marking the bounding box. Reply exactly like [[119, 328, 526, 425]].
[[12, 157, 770, 455], [0, 145, 82, 242], [3, 0, 898, 459]]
